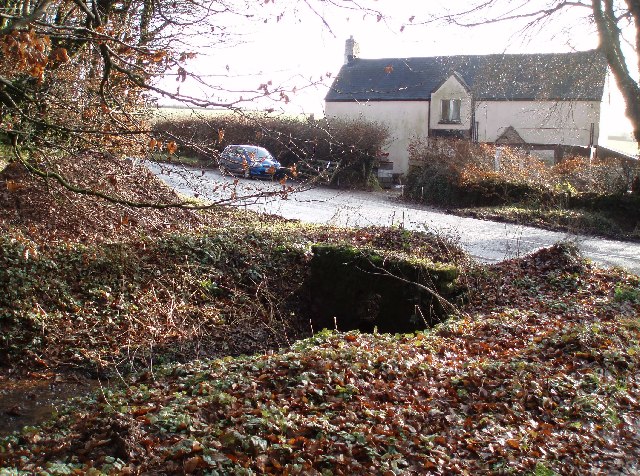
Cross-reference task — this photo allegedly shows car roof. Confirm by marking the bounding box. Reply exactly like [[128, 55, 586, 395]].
[[226, 145, 268, 152]]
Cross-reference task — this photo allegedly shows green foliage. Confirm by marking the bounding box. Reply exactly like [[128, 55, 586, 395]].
[[456, 205, 634, 240], [533, 462, 560, 476], [614, 285, 640, 304], [0, 144, 11, 171]]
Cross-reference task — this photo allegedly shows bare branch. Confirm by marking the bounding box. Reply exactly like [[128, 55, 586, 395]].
[[0, 0, 56, 34], [359, 254, 468, 319], [444, 1, 591, 28]]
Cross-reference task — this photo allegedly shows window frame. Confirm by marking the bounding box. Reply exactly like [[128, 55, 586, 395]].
[[440, 98, 462, 124]]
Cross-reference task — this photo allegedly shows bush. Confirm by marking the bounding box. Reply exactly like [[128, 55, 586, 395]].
[[404, 138, 640, 211], [568, 193, 640, 231], [404, 139, 552, 207], [152, 112, 389, 189], [551, 156, 635, 195]]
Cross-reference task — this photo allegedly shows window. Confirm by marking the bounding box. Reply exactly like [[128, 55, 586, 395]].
[[440, 99, 461, 123]]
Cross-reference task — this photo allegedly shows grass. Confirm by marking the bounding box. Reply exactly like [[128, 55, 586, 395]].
[[0, 144, 11, 171], [454, 204, 639, 241], [150, 152, 207, 168]]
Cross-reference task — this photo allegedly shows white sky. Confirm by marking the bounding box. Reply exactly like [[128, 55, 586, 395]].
[[159, 0, 634, 136]]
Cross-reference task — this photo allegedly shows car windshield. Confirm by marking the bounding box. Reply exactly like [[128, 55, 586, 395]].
[[241, 147, 272, 160]]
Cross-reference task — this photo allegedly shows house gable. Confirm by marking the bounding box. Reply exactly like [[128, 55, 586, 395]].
[[496, 126, 527, 145], [431, 71, 471, 94], [429, 72, 473, 134]]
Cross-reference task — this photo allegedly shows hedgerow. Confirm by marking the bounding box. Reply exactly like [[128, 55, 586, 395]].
[[404, 139, 640, 236], [152, 113, 389, 189]]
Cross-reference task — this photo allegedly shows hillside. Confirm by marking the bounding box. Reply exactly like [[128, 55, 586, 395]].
[[1, 153, 639, 474]]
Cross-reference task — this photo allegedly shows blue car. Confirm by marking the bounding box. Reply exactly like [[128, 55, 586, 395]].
[[219, 145, 281, 179]]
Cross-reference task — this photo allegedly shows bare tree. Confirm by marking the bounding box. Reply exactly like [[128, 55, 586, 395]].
[[0, 0, 382, 207]]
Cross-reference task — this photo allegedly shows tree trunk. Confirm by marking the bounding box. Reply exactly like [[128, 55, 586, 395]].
[[139, 0, 154, 46], [593, 0, 640, 154]]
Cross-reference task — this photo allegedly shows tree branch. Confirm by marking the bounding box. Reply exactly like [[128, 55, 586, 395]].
[[624, 0, 640, 76], [0, 0, 56, 34], [593, 0, 640, 141], [360, 254, 467, 319], [442, 0, 590, 28]]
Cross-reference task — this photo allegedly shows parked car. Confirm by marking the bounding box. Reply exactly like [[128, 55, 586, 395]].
[[219, 145, 281, 179]]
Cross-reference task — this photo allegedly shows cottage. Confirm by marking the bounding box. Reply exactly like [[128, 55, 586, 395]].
[[325, 37, 609, 175]]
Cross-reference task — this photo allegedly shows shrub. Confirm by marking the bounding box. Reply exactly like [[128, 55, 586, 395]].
[[551, 156, 635, 195], [404, 139, 552, 207], [152, 112, 389, 189], [404, 138, 640, 214]]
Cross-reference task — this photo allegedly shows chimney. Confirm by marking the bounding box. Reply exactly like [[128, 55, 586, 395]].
[[344, 35, 360, 64]]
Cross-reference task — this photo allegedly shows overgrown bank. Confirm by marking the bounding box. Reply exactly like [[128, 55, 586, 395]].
[[0, 222, 461, 377], [0, 154, 462, 375], [1, 243, 639, 474]]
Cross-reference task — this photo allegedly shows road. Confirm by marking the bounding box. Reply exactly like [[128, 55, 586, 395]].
[[147, 162, 640, 274]]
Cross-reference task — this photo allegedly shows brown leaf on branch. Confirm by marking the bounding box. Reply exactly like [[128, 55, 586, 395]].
[[49, 47, 69, 63]]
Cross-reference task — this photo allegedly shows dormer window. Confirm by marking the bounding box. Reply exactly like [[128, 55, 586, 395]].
[[440, 99, 461, 124]]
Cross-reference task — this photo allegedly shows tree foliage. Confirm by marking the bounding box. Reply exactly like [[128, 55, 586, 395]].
[[1, 0, 190, 156]]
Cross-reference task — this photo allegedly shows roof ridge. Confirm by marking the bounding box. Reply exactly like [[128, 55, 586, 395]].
[[351, 49, 601, 63]]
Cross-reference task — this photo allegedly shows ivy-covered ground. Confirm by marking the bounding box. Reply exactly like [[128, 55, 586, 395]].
[[1, 156, 640, 474]]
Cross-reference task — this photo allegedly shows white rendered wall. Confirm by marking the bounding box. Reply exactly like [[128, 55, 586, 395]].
[[325, 100, 429, 173], [325, 98, 602, 174], [475, 100, 601, 146]]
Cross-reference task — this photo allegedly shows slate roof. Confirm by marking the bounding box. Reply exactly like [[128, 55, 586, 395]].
[[325, 50, 608, 102]]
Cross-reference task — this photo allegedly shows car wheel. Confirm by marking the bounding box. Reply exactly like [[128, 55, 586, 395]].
[[243, 168, 250, 179]]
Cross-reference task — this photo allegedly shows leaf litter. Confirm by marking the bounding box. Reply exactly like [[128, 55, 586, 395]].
[[0, 154, 639, 474]]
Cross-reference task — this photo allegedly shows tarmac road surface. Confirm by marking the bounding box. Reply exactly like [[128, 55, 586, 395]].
[[147, 162, 640, 275]]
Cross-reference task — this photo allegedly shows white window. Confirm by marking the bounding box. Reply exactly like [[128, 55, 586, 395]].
[[441, 99, 461, 123]]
